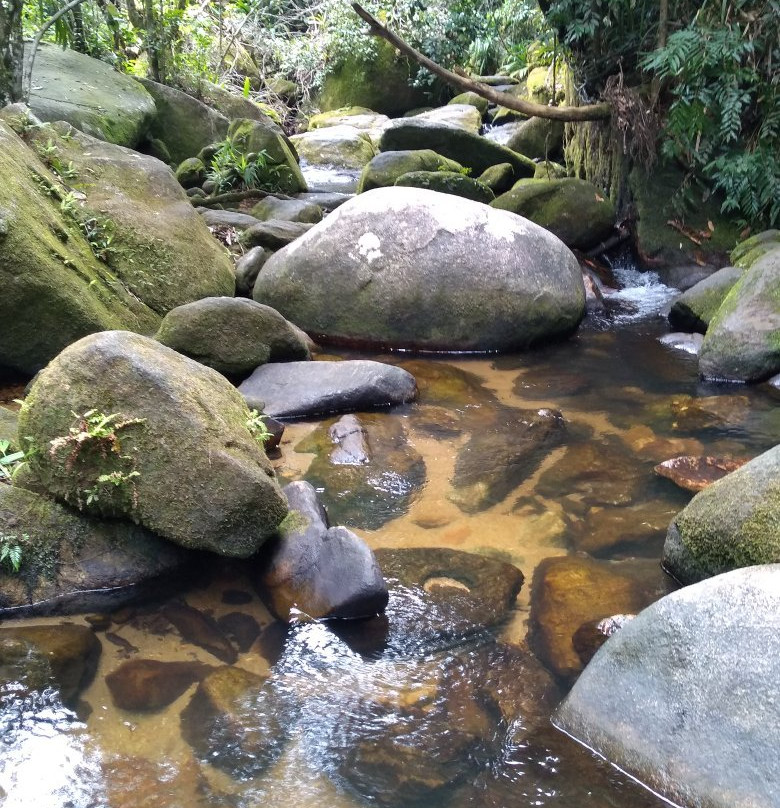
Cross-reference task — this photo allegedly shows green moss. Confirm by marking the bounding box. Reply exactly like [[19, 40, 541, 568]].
[[730, 230, 780, 266], [394, 171, 495, 203]]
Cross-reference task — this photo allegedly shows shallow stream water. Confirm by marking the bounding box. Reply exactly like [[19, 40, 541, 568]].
[[2, 272, 779, 808]]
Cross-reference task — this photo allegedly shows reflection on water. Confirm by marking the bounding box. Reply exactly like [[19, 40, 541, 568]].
[[3, 269, 779, 808]]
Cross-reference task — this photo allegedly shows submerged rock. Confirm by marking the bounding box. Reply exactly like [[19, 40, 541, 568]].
[[155, 297, 310, 377], [0, 485, 191, 616], [663, 444, 780, 584], [450, 407, 566, 513], [297, 413, 426, 530], [106, 659, 214, 711], [529, 555, 676, 681], [255, 481, 388, 621], [18, 331, 288, 556], [253, 187, 586, 352], [163, 602, 238, 664], [0, 623, 100, 703], [555, 565, 780, 808], [180, 666, 284, 777], [239, 359, 417, 418], [654, 454, 748, 492]]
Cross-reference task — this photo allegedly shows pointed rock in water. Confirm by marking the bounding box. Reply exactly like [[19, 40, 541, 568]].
[[297, 413, 425, 530], [216, 612, 261, 652], [667, 266, 743, 333], [663, 443, 780, 584], [253, 187, 585, 352], [106, 659, 214, 711], [180, 666, 285, 778], [555, 565, 780, 808], [18, 331, 288, 557], [163, 602, 238, 664], [0, 485, 191, 617], [0, 623, 100, 704], [239, 359, 417, 418], [255, 481, 389, 621]]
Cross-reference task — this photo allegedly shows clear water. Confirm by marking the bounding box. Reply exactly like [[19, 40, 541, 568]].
[[2, 274, 779, 808]]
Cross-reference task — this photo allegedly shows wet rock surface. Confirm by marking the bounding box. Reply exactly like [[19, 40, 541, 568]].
[[654, 454, 748, 492], [529, 555, 676, 681], [239, 359, 417, 418]]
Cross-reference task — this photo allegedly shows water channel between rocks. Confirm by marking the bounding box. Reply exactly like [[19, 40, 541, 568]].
[[2, 272, 779, 808]]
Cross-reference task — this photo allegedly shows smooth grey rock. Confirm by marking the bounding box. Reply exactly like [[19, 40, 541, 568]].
[[256, 480, 389, 621], [290, 125, 376, 169], [408, 104, 483, 133], [658, 332, 704, 355], [240, 219, 314, 250], [198, 209, 261, 230], [250, 196, 322, 224], [295, 191, 353, 212], [663, 443, 780, 584], [239, 359, 417, 418], [555, 565, 780, 808], [235, 246, 272, 296], [253, 187, 585, 352]]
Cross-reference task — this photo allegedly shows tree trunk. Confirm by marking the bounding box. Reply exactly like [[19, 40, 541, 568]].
[[351, 3, 611, 122], [0, 0, 25, 107]]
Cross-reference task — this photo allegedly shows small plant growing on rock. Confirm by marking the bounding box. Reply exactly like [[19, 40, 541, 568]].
[[0, 440, 25, 483], [246, 409, 272, 447], [206, 139, 285, 195], [0, 534, 24, 573], [49, 409, 145, 513]]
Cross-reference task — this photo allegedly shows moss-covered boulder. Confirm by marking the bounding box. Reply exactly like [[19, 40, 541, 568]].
[[189, 79, 283, 131], [227, 118, 306, 193], [663, 444, 780, 584], [308, 106, 390, 132], [33, 124, 236, 316], [668, 266, 743, 333], [731, 230, 780, 269], [504, 116, 564, 161], [698, 248, 780, 382], [0, 121, 160, 375], [175, 156, 206, 188], [629, 164, 742, 267], [534, 160, 568, 180], [0, 623, 100, 703], [318, 39, 429, 116], [491, 178, 615, 250], [154, 296, 311, 376], [249, 197, 322, 224], [449, 92, 489, 116], [291, 125, 376, 169], [28, 43, 155, 148], [477, 163, 515, 195], [357, 149, 464, 193], [137, 78, 229, 165], [380, 119, 536, 178], [395, 170, 494, 203], [18, 331, 288, 556], [0, 485, 191, 616], [253, 186, 586, 352]]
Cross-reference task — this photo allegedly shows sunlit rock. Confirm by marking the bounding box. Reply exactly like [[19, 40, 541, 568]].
[[555, 565, 780, 808], [654, 454, 748, 493]]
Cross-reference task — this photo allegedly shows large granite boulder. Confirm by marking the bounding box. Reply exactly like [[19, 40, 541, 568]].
[[0, 121, 159, 375], [154, 297, 310, 377], [255, 481, 388, 620], [491, 178, 615, 250], [137, 78, 229, 165], [380, 119, 535, 178], [555, 565, 780, 808], [698, 247, 780, 382], [30, 123, 235, 316], [668, 266, 743, 333], [291, 125, 376, 169], [663, 443, 780, 584], [0, 485, 190, 616], [18, 331, 288, 556], [253, 187, 586, 352], [28, 43, 155, 148], [357, 149, 465, 193], [239, 359, 417, 418]]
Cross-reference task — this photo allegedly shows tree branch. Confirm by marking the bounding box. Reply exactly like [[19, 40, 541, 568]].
[[23, 0, 91, 101], [351, 2, 611, 122]]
